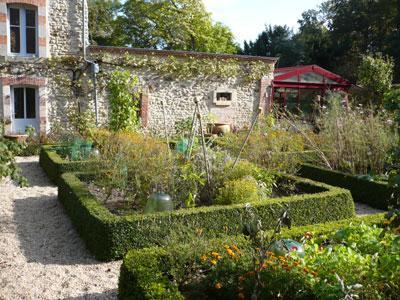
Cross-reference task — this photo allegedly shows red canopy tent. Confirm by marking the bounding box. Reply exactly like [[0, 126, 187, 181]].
[[272, 65, 352, 109]]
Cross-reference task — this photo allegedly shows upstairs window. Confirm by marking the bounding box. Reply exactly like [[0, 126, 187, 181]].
[[9, 6, 37, 56]]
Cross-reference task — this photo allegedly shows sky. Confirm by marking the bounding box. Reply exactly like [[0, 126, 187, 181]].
[[203, 0, 325, 44]]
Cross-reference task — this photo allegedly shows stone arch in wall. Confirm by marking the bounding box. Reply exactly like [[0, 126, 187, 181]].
[[0, 0, 49, 58]]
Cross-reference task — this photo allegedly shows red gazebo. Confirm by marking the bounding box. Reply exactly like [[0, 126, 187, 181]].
[[271, 65, 352, 110]]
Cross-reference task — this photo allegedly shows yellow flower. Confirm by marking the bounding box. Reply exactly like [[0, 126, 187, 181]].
[[224, 244, 230, 249], [211, 259, 218, 266], [211, 252, 220, 258], [214, 282, 222, 289], [200, 255, 208, 263]]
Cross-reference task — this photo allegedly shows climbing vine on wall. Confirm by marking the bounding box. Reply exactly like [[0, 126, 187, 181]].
[[94, 52, 272, 82], [107, 68, 140, 131]]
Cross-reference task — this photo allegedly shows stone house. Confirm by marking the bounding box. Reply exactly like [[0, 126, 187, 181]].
[[0, 0, 277, 138]]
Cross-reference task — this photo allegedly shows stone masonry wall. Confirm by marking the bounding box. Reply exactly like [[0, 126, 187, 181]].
[[93, 52, 275, 134], [49, 0, 87, 56]]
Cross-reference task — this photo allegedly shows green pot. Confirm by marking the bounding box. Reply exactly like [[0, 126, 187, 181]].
[[144, 192, 174, 214], [176, 138, 189, 154]]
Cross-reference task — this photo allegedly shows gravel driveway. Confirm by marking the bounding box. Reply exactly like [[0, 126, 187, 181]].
[[0, 157, 120, 300]]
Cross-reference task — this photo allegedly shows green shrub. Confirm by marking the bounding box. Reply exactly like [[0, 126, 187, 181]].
[[298, 163, 394, 210], [58, 171, 354, 261], [216, 177, 260, 205], [0, 136, 27, 186], [118, 214, 387, 300], [39, 145, 97, 184]]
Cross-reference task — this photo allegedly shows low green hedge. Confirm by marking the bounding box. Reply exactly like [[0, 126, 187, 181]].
[[58, 171, 355, 261], [118, 213, 386, 300], [298, 164, 393, 210], [39, 145, 96, 184]]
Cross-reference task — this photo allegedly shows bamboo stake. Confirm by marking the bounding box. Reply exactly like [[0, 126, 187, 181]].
[[232, 108, 261, 169], [161, 100, 171, 154], [194, 99, 211, 188], [186, 105, 198, 161]]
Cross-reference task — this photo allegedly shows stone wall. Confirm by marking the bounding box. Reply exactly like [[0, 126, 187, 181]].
[[90, 49, 276, 134], [49, 0, 87, 56]]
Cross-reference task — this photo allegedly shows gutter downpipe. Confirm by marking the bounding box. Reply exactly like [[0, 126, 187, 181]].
[[82, 0, 99, 126]]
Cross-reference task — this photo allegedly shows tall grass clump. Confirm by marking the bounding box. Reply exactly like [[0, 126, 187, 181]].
[[315, 92, 397, 175], [215, 115, 307, 174]]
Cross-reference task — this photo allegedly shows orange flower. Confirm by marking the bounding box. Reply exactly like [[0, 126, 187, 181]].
[[238, 292, 245, 300], [226, 248, 236, 258], [200, 255, 208, 263], [215, 282, 222, 289], [311, 271, 317, 277], [303, 267, 310, 274], [383, 220, 391, 225], [232, 245, 239, 252], [211, 252, 220, 258], [304, 231, 313, 239]]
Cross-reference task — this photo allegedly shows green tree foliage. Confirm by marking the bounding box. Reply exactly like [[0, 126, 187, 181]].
[[357, 54, 394, 103], [241, 25, 300, 67], [88, 0, 238, 54], [241, 0, 400, 82], [295, 9, 332, 68], [88, 0, 122, 45]]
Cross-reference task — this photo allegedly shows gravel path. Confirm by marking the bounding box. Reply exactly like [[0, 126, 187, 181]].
[[0, 157, 120, 300], [355, 202, 385, 216]]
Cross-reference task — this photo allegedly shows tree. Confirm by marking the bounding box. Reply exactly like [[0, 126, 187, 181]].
[[114, 0, 237, 53], [357, 54, 394, 104], [295, 9, 332, 69], [241, 25, 301, 67], [324, 0, 398, 81], [88, 0, 122, 46]]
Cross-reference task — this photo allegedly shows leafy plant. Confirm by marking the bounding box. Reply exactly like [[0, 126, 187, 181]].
[[0, 136, 28, 187], [108, 68, 140, 131], [357, 54, 394, 104], [216, 177, 260, 205]]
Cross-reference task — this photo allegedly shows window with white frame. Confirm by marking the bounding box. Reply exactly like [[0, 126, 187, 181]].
[[9, 6, 37, 56]]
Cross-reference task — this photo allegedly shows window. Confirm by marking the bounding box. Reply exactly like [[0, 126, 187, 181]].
[[13, 87, 37, 119], [8, 6, 37, 56], [216, 92, 232, 102], [213, 89, 236, 106]]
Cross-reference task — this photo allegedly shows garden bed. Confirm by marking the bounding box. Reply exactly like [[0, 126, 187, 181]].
[[58, 171, 354, 261], [118, 213, 387, 300], [298, 164, 394, 210], [39, 145, 97, 184]]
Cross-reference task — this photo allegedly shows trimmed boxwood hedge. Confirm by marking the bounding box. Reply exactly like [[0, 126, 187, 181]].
[[39, 145, 96, 184], [58, 171, 355, 261], [118, 213, 385, 300], [298, 164, 393, 210]]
